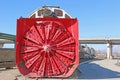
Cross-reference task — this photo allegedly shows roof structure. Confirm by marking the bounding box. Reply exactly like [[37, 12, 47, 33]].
[[0, 33, 15, 43]]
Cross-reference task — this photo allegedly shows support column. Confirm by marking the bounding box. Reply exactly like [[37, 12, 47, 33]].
[[107, 43, 113, 59], [0, 43, 4, 48]]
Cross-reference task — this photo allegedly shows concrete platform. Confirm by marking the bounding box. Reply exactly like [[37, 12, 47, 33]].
[[78, 59, 120, 80]]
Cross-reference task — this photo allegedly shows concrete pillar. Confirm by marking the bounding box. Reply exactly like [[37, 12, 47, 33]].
[[107, 43, 113, 59], [0, 43, 3, 48]]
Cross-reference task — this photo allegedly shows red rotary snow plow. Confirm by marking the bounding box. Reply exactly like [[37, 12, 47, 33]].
[[16, 6, 79, 78]]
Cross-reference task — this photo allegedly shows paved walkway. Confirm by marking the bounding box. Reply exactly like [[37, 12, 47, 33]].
[[78, 59, 120, 80]]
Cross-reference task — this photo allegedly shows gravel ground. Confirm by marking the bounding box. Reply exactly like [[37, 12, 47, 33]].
[[0, 67, 81, 80], [0, 59, 119, 80]]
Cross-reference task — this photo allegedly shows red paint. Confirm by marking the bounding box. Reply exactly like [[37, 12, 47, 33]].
[[16, 18, 79, 78]]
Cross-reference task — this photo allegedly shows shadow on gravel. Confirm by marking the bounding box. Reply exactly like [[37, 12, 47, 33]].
[[78, 60, 120, 79], [80, 58, 104, 63]]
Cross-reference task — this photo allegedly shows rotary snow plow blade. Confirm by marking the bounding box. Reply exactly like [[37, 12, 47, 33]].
[[16, 18, 79, 78]]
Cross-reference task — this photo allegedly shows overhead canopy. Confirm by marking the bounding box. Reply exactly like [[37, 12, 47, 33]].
[[0, 32, 15, 43]]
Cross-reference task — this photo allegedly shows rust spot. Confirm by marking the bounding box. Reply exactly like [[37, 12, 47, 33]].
[[19, 60, 25, 68]]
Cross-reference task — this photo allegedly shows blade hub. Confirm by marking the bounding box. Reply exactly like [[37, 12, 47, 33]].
[[43, 44, 51, 52]]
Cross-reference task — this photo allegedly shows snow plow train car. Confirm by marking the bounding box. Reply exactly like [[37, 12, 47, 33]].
[[16, 6, 79, 78]]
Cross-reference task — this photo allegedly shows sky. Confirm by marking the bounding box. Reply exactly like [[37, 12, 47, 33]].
[[0, 0, 120, 50]]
